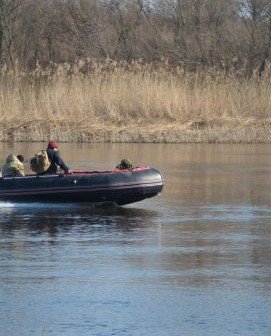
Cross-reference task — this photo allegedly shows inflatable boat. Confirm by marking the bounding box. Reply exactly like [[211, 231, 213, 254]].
[[0, 166, 164, 205]]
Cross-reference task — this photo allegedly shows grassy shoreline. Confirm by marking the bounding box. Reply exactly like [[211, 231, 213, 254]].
[[1, 122, 270, 143], [1, 60, 271, 143]]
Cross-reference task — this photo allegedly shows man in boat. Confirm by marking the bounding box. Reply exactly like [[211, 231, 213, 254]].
[[41, 140, 71, 175], [1, 154, 25, 177], [116, 158, 133, 170]]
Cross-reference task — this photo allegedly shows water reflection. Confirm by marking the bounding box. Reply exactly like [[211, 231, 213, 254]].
[[0, 203, 159, 237], [2, 200, 270, 292], [1, 144, 271, 336]]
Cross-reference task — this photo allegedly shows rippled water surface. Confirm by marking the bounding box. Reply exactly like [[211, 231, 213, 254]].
[[0, 143, 271, 336]]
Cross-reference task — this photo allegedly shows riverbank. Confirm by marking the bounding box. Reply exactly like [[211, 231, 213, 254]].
[[1, 60, 271, 143], [1, 120, 271, 143]]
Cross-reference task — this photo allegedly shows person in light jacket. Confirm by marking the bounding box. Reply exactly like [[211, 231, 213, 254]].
[[2, 154, 25, 177]]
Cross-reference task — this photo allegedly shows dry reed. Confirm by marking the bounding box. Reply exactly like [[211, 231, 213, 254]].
[[0, 59, 271, 143]]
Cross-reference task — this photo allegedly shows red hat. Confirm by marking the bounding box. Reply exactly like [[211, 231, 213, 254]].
[[48, 140, 58, 149]]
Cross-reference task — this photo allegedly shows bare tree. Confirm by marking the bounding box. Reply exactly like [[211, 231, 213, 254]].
[[0, 0, 22, 65]]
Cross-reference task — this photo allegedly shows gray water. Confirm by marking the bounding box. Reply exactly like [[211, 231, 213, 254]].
[[0, 143, 271, 336]]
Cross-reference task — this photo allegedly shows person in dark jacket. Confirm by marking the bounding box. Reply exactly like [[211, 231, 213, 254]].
[[42, 140, 71, 174]]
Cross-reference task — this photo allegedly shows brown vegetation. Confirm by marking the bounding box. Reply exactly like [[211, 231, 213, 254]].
[[0, 59, 271, 143], [1, 0, 271, 142]]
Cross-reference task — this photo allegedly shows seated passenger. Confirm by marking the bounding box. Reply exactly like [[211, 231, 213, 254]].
[[41, 140, 70, 174], [116, 158, 133, 170], [2, 154, 25, 177]]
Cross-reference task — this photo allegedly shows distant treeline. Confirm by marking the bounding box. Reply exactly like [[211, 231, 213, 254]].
[[0, 0, 271, 74]]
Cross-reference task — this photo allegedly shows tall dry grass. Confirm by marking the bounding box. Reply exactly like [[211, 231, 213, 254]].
[[0, 59, 271, 142]]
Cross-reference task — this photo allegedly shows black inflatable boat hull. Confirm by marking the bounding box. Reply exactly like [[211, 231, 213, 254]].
[[0, 166, 164, 205]]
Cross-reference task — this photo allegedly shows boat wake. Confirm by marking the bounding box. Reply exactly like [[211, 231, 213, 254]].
[[0, 201, 83, 212], [0, 201, 14, 208]]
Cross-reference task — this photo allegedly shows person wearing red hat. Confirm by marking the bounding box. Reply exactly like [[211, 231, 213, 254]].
[[48, 140, 58, 149], [41, 140, 71, 174]]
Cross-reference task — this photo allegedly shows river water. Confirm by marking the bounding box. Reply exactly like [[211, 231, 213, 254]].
[[0, 143, 271, 336]]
